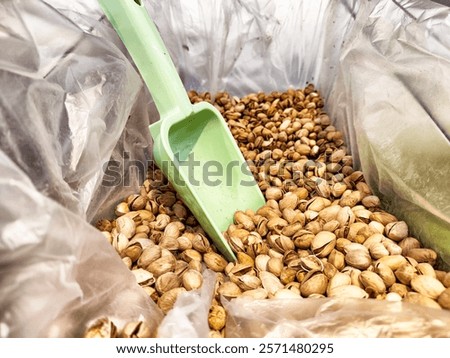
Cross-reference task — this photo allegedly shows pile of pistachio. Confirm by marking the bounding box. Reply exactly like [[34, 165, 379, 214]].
[[88, 85, 450, 338]]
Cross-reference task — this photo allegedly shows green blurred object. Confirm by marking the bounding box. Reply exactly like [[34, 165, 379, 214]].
[[98, 0, 265, 261]]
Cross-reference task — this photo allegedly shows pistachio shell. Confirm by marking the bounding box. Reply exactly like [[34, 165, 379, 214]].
[[405, 248, 437, 265], [311, 231, 336, 258], [328, 285, 369, 299], [394, 264, 417, 285], [182, 269, 203, 291], [438, 288, 450, 309], [158, 287, 186, 314], [345, 249, 372, 270], [217, 281, 242, 298], [374, 263, 396, 288], [156, 272, 182, 294], [411, 275, 445, 299], [375, 255, 407, 271], [300, 272, 328, 297], [359, 271, 386, 296], [208, 305, 226, 331], [260, 271, 284, 295], [385, 221, 408, 241]]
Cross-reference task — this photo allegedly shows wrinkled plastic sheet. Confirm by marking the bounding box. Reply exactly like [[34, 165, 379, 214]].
[[223, 296, 450, 338], [0, 0, 162, 337], [1, 0, 450, 338]]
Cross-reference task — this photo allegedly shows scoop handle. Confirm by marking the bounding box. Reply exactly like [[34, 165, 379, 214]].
[[98, 0, 192, 120]]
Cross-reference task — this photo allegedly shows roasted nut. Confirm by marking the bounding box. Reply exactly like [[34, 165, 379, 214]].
[[208, 305, 226, 331]]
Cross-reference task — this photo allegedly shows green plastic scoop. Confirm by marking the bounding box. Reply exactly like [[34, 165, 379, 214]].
[[99, 0, 265, 261]]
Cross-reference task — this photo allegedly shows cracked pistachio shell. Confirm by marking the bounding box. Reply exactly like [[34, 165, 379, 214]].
[[394, 264, 417, 285], [260, 271, 284, 295], [345, 249, 372, 270], [156, 272, 182, 294], [158, 287, 186, 314], [131, 268, 155, 286], [385, 221, 408, 241], [182, 269, 203, 291], [300, 272, 328, 297], [84, 318, 117, 338], [359, 270, 386, 296], [120, 321, 152, 338], [411, 275, 445, 299], [217, 281, 242, 298], [311, 231, 336, 258], [405, 248, 437, 265], [147, 254, 176, 278]]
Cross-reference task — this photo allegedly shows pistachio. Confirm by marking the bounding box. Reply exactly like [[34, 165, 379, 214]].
[[328, 285, 369, 299], [120, 321, 152, 338], [158, 287, 186, 314], [385, 221, 408, 242], [327, 272, 351, 296], [398, 237, 421, 255], [369, 242, 389, 260], [438, 288, 450, 309], [359, 271, 386, 296], [260, 271, 284, 295], [410, 275, 445, 299], [179, 269, 202, 291], [385, 292, 402, 302], [375, 255, 407, 271], [374, 263, 396, 288], [234, 211, 255, 231], [147, 254, 176, 278], [274, 289, 301, 299], [405, 248, 437, 265], [415, 263, 436, 278], [280, 267, 297, 285], [300, 272, 328, 297], [208, 305, 226, 331], [217, 281, 242, 299], [267, 257, 284, 277], [84, 318, 117, 338], [345, 249, 371, 270], [311, 231, 336, 258], [131, 268, 155, 286], [389, 283, 409, 297], [394, 264, 417, 285], [155, 272, 181, 294], [241, 288, 268, 299], [235, 274, 262, 291]]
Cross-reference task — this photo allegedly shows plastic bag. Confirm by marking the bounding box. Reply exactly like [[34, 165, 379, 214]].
[[223, 296, 450, 337], [0, 0, 162, 337]]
